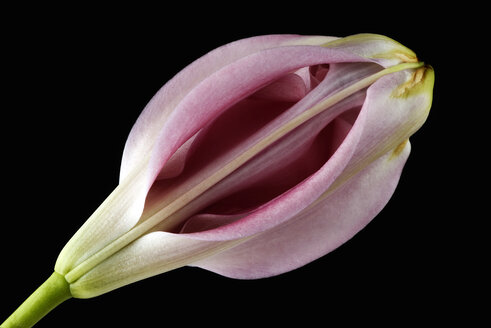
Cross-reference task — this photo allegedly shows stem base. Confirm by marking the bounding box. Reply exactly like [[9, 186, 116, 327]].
[[2, 272, 71, 328]]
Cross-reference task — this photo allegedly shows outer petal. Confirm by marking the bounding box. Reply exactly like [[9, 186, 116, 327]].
[[55, 169, 149, 275], [191, 141, 411, 278], [119, 34, 339, 183], [69, 231, 225, 298], [338, 65, 434, 180]]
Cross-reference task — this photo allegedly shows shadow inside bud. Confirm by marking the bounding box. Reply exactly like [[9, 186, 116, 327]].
[[180, 108, 361, 233]]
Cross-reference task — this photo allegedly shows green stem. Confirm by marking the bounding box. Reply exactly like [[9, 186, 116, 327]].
[[1, 272, 72, 328]]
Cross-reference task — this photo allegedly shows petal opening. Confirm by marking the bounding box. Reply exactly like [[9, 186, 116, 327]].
[[140, 62, 381, 232]]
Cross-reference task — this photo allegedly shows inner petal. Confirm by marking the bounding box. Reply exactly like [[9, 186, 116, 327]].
[[199, 114, 357, 217], [178, 114, 357, 233]]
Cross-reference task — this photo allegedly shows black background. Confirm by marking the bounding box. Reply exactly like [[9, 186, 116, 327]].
[[1, 5, 482, 327]]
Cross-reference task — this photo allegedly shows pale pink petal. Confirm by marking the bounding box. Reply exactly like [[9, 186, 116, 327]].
[[190, 141, 411, 278], [120, 34, 338, 184]]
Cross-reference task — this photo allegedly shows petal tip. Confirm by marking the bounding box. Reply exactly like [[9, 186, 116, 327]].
[[392, 65, 435, 100]]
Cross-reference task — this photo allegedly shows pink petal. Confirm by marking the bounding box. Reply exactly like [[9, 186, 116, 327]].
[[190, 141, 411, 278], [120, 35, 339, 184]]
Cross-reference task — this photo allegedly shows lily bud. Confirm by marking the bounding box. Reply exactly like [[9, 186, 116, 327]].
[[3, 33, 434, 327]]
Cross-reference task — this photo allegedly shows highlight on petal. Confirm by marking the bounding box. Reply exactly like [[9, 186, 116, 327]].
[[55, 169, 149, 275]]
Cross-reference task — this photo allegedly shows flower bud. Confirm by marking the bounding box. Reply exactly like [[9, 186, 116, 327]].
[[51, 34, 434, 298]]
